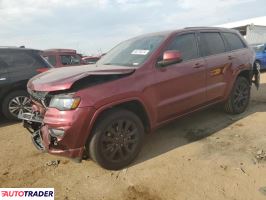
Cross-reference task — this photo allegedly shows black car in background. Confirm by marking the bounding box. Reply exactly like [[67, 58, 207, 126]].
[[0, 47, 52, 120]]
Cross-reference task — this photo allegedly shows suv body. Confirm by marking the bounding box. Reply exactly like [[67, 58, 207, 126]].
[[41, 49, 84, 67], [20, 27, 259, 169], [0, 47, 52, 120], [251, 43, 266, 69]]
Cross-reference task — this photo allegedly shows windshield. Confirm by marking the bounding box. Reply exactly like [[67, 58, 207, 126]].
[[252, 44, 265, 53], [97, 35, 165, 67]]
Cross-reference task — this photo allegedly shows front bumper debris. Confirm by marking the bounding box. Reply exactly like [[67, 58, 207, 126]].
[[18, 111, 45, 151]]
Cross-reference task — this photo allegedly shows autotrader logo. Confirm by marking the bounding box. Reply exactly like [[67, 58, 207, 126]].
[[0, 188, 54, 200]]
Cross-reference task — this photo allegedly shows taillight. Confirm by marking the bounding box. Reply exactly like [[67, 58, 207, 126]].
[[36, 68, 48, 73]]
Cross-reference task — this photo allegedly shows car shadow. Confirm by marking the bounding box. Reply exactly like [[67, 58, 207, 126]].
[[0, 113, 18, 128], [133, 82, 266, 166]]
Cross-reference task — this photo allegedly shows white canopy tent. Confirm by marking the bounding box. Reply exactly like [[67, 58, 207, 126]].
[[216, 16, 266, 44]]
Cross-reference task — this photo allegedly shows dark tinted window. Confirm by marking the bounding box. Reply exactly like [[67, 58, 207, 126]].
[[43, 55, 56, 66], [222, 32, 246, 50], [0, 58, 8, 71], [60, 55, 81, 65], [200, 32, 225, 56], [166, 33, 198, 61], [0, 51, 51, 71]]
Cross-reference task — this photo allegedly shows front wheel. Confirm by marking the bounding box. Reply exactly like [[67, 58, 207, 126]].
[[87, 109, 144, 170], [224, 76, 251, 114], [2, 90, 32, 121]]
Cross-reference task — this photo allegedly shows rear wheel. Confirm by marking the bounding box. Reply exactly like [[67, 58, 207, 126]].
[[2, 90, 31, 121], [224, 76, 250, 114], [87, 109, 144, 170]]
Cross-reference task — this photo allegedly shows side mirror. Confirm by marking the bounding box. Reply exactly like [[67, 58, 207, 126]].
[[158, 50, 182, 67]]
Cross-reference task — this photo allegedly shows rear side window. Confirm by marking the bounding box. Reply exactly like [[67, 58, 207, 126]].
[[0, 51, 51, 70], [60, 55, 81, 65], [222, 32, 246, 51], [0, 58, 8, 71], [166, 33, 199, 61], [199, 32, 225, 56], [0, 52, 34, 69]]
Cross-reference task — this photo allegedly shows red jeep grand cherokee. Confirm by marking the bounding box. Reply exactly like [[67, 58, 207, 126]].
[[20, 27, 259, 170]]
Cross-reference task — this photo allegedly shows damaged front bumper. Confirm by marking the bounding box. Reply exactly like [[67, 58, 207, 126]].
[[18, 112, 45, 151], [19, 106, 96, 161]]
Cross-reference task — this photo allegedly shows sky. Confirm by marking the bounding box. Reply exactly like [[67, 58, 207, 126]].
[[0, 0, 265, 55]]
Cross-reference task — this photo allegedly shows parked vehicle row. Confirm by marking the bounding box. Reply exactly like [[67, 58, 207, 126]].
[[42, 49, 100, 68], [18, 27, 260, 170]]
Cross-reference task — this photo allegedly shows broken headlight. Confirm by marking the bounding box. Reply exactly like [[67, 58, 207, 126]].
[[49, 94, 81, 111]]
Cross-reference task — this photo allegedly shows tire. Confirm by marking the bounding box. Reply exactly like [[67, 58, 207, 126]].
[[2, 90, 31, 121], [224, 76, 250, 114], [87, 109, 144, 170]]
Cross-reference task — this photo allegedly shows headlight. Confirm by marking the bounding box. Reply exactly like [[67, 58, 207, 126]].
[[49, 94, 81, 111]]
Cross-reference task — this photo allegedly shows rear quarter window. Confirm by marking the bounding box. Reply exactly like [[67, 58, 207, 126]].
[[199, 32, 226, 56], [222, 32, 246, 51]]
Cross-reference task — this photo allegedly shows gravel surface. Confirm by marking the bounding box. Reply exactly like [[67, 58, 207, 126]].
[[1, 74, 266, 200]]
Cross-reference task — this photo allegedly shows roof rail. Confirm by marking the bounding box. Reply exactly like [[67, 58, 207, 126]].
[[184, 26, 220, 29], [44, 49, 77, 53]]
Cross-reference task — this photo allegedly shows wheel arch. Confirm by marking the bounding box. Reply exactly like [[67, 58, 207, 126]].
[[91, 98, 151, 133], [85, 98, 152, 147], [0, 80, 28, 103]]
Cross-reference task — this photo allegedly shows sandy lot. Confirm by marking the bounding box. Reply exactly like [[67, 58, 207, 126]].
[[1, 74, 266, 200]]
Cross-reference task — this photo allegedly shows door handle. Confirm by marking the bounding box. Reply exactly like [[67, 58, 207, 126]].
[[193, 63, 203, 69], [0, 78, 6, 81]]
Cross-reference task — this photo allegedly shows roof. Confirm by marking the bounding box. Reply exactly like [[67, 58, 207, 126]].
[[132, 27, 236, 39], [216, 16, 266, 28], [0, 46, 41, 52]]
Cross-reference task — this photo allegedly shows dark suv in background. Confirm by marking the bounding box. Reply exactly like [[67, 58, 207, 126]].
[[0, 47, 52, 120], [21, 27, 259, 170]]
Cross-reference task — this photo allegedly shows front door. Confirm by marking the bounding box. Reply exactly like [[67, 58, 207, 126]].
[[153, 33, 206, 123]]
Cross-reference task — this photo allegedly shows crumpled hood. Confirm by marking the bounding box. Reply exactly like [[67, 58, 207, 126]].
[[28, 64, 136, 92]]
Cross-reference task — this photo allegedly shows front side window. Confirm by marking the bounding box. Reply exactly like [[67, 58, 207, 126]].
[[166, 33, 199, 61], [200, 32, 225, 56], [222, 32, 246, 51], [97, 35, 166, 67], [60, 55, 81, 65]]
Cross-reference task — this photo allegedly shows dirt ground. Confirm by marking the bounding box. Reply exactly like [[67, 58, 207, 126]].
[[1, 74, 266, 200]]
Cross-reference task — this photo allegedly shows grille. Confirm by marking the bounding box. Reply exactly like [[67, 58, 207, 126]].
[[28, 89, 51, 107]]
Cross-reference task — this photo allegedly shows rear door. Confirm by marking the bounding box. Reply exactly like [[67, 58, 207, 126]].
[[153, 32, 207, 123], [198, 31, 231, 101]]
